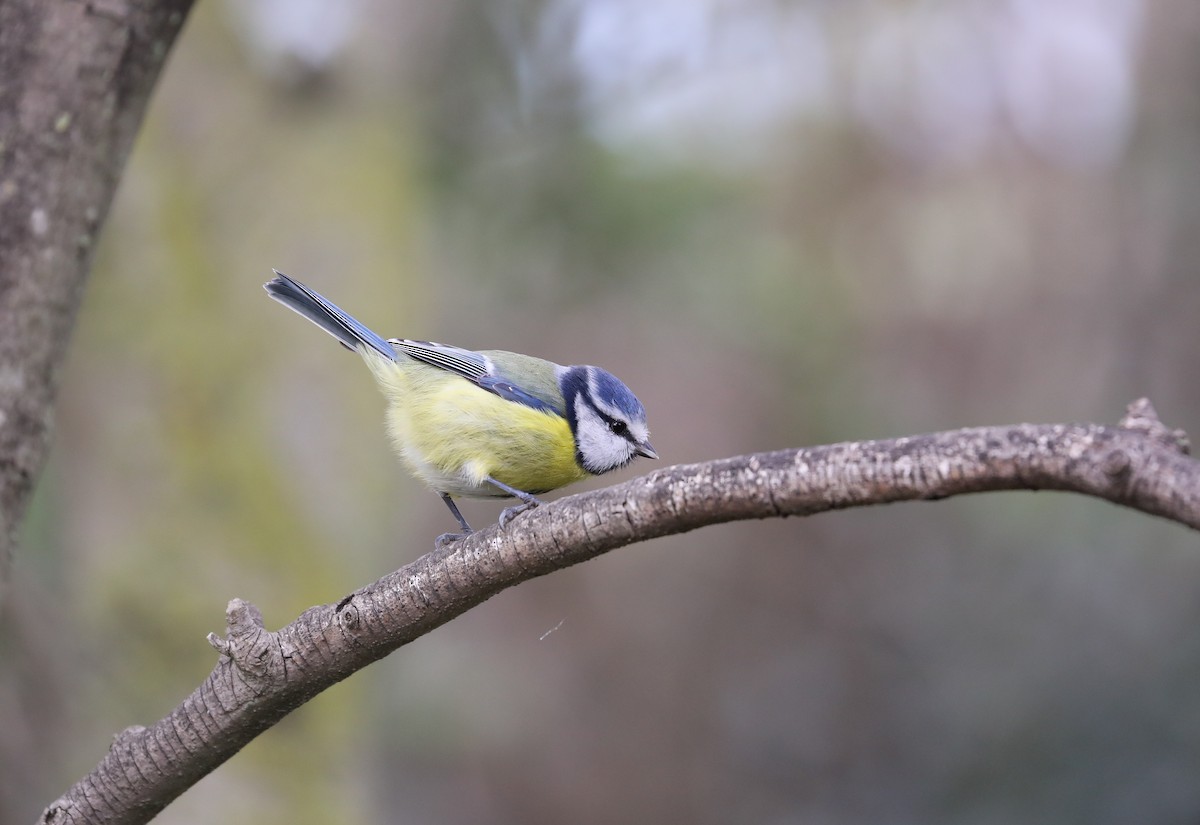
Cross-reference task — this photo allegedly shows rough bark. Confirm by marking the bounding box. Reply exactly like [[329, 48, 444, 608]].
[[40, 398, 1199, 824], [0, 0, 193, 573]]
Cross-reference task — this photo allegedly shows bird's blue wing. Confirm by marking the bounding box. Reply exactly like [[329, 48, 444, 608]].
[[474, 376, 560, 414], [393, 339, 561, 415]]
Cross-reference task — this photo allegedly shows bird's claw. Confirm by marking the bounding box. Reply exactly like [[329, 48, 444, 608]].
[[435, 530, 471, 549], [499, 499, 540, 528]]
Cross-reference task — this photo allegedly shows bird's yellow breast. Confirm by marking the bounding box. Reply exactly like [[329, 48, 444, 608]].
[[364, 352, 588, 498]]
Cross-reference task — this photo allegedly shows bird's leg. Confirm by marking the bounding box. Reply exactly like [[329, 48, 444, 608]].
[[486, 476, 544, 527], [436, 492, 473, 547]]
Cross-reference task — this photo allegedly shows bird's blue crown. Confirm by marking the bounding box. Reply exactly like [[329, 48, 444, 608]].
[[561, 366, 645, 424]]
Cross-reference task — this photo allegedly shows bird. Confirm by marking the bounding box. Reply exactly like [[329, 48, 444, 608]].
[[264, 271, 656, 543]]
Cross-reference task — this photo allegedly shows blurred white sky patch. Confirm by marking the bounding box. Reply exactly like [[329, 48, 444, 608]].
[[565, 0, 830, 165], [225, 0, 362, 76], [219, 0, 1144, 171], [565, 0, 1143, 171], [853, 6, 1001, 168], [999, 0, 1143, 169]]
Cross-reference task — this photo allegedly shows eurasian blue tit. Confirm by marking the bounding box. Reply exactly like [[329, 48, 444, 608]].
[[265, 272, 656, 541]]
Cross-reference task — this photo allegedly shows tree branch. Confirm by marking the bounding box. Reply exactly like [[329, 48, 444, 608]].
[[0, 0, 194, 572], [40, 398, 1198, 824]]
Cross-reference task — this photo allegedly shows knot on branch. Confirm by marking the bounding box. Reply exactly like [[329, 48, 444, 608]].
[[39, 801, 72, 825], [206, 598, 284, 692], [1102, 449, 1132, 479], [335, 596, 364, 638], [1118, 398, 1190, 455]]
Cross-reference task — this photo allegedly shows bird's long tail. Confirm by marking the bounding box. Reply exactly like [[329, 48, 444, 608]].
[[264, 270, 396, 361]]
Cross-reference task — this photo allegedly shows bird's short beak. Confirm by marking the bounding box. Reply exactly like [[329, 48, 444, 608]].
[[635, 440, 658, 460]]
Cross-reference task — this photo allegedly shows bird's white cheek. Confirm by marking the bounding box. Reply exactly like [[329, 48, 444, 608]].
[[574, 402, 633, 474]]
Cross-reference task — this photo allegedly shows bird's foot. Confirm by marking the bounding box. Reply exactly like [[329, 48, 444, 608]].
[[485, 476, 543, 528], [499, 499, 541, 528], [437, 493, 474, 545], [435, 529, 472, 549]]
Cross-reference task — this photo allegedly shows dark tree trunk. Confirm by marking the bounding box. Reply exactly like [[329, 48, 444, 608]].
[[0, 0, 193, 571], [0, 2, 194, 822]]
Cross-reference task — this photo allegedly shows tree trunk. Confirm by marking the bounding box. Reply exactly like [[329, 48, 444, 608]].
[[0, 2, 193, 822], [0, 0, 194, 574]]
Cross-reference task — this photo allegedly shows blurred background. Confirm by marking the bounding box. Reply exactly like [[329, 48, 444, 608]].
[[5, 0, 1200, 822]]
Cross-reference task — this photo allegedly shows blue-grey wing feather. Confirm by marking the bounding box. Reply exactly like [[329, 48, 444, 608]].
[[475, 376, 560, 414], [393, 339, 565, 416], [391, 339, 491, 380]]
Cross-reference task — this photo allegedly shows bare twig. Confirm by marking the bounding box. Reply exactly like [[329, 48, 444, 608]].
[[40, 399, 1199, 824]]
